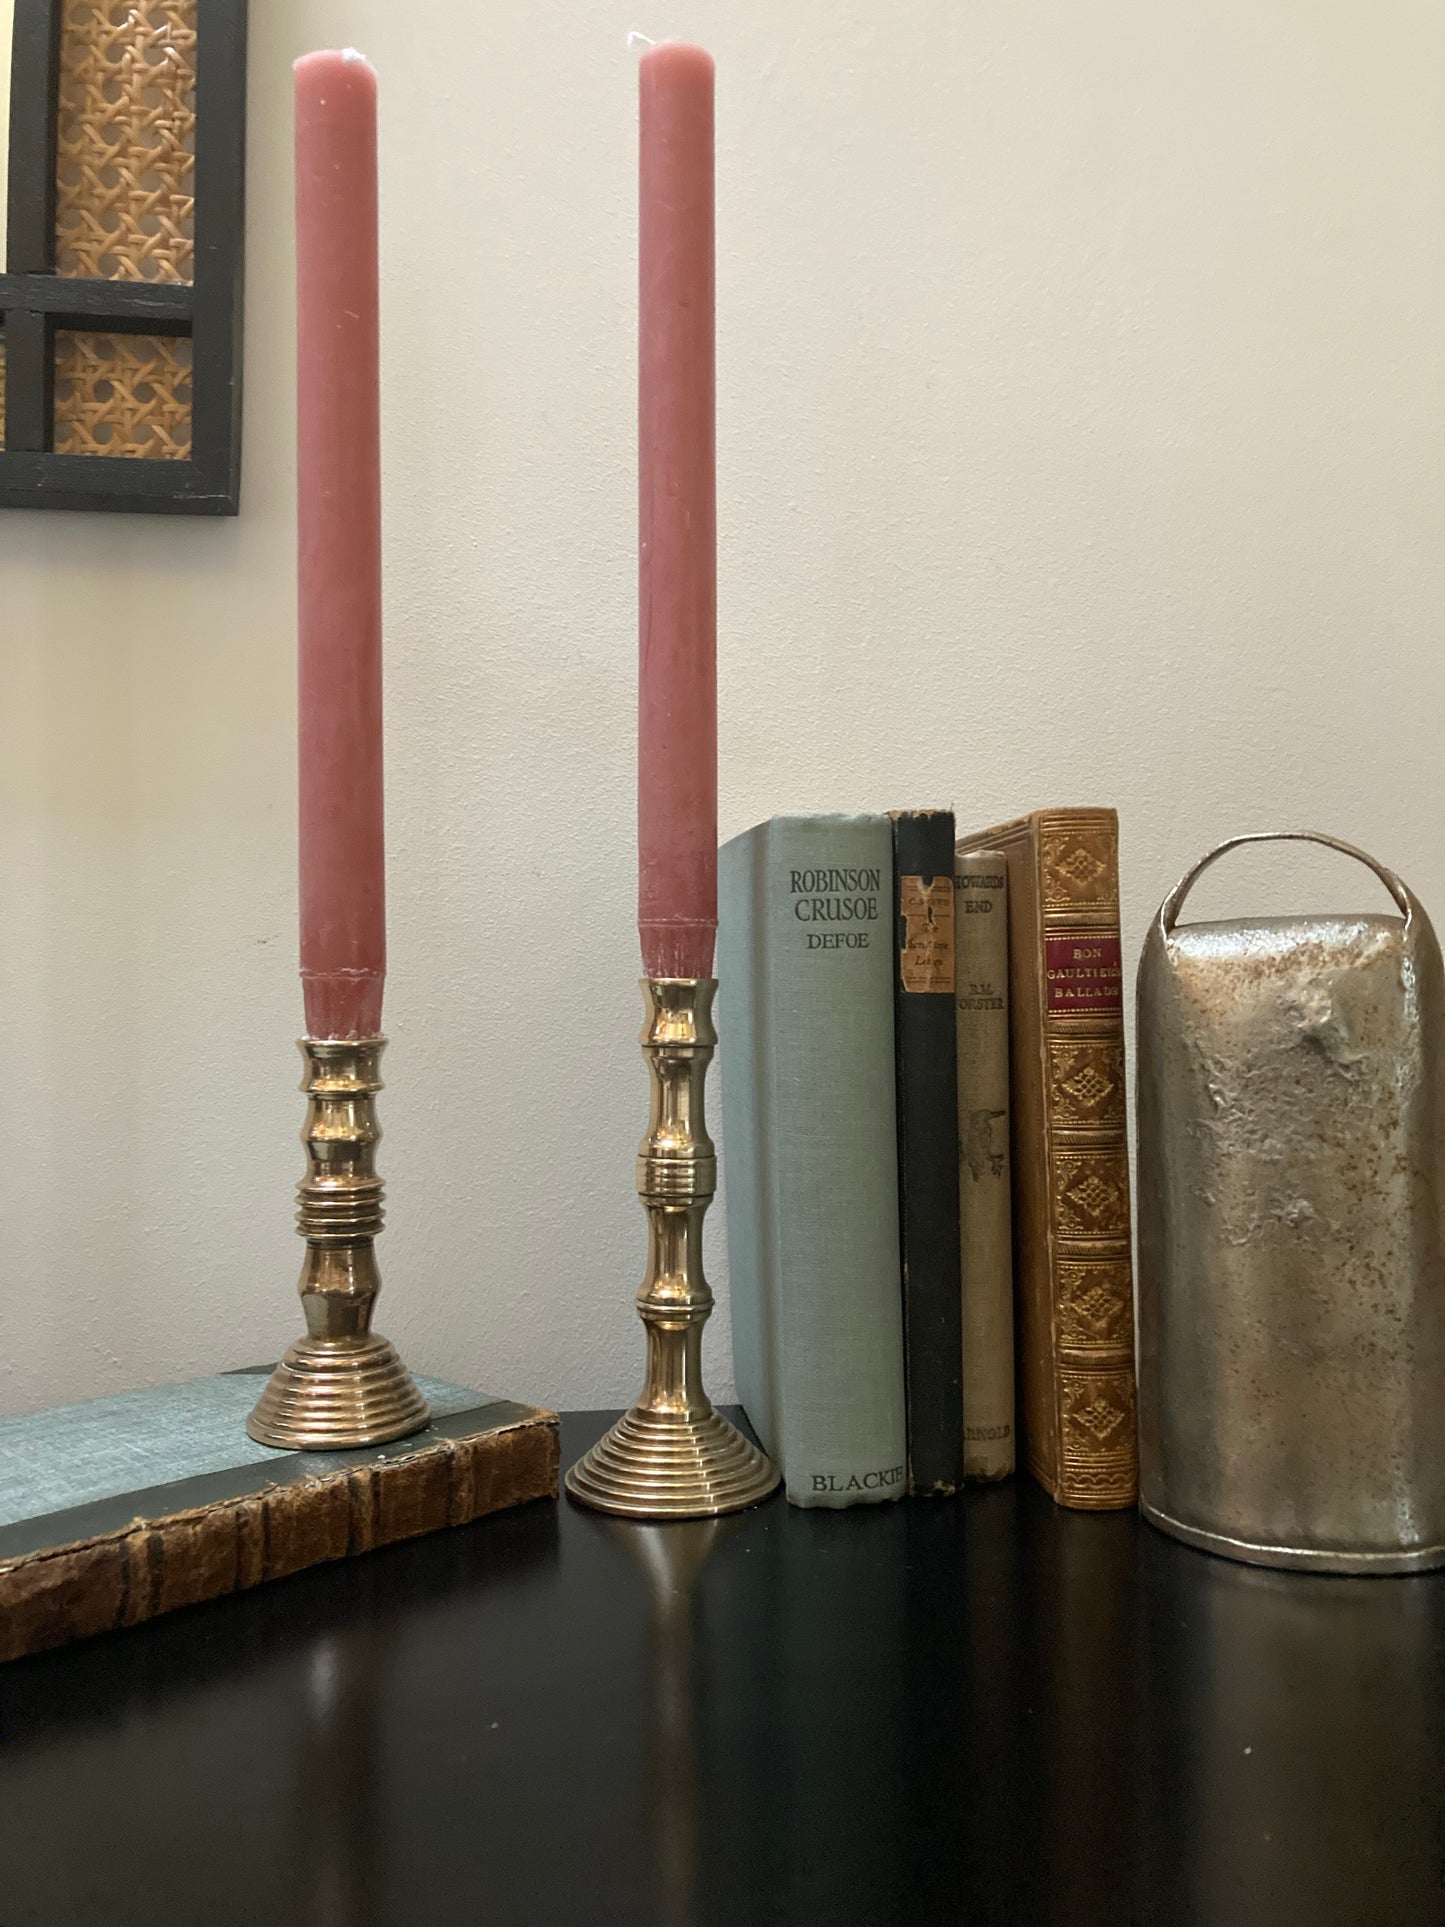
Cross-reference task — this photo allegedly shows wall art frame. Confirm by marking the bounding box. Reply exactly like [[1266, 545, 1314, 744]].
[[0, 0, 246, 514]]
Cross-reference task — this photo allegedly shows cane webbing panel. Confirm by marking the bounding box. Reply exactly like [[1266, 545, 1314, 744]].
[[53, 331, 192, 458], [55, 0, 197, 284]]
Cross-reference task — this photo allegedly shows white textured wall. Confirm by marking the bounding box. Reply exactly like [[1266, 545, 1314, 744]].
[[3, 0, 1442, 1417]]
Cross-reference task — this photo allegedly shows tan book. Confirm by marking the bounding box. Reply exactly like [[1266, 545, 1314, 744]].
[[954, 808, 1138, 1509], [954, 851, 1015, 1480]]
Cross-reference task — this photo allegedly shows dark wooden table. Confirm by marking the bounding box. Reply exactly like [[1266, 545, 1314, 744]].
[[2, 1411, 1442, 1925]]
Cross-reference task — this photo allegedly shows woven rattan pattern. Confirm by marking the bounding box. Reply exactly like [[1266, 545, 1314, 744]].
[[55, 0, 197, 283], [53, 332, 192, 458]]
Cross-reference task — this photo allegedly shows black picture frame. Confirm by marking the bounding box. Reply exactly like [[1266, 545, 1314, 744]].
[[0, 0, 246, 514]]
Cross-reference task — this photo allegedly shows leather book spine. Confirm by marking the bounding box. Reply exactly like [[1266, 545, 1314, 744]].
[[956, 808, 1138, 1509], [891, 809, 963, 1495], [0, 1415, 559, 1663], [1030, 808, 1137, 1507], [953, 850, 1014, 1481]]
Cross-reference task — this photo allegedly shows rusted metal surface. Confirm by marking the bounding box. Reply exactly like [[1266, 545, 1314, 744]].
[[1136, 833, 1445, 1572]]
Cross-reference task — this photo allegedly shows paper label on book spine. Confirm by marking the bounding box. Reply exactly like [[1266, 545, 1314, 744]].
[[898, 875, 955, 993], [1044, 933, 1123, 1015]]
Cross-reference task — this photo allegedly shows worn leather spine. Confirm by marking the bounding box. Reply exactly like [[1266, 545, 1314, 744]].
[[955, 808, 1138, 1509], [0, 1412, 559, 1662]]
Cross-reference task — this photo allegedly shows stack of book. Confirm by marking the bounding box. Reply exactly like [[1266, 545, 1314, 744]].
[[719, 807, 1138, 1511]]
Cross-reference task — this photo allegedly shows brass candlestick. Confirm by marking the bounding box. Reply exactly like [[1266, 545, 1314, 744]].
[[566, 979, 780, 1517], [248, 1037, 430, 1450]]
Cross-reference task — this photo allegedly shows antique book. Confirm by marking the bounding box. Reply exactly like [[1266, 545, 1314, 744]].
[[890, 808, 963, 1495], [954, 808, 1138, 1508], [0, 1370, 559, 1661], [954, 850, 1015, 1481], [719, 814, 907, 1509]]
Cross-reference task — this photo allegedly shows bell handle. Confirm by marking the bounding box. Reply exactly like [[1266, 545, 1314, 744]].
[[1161, 831, 1413, 934]]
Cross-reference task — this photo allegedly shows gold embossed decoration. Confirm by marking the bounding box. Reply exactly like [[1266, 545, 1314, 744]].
[[1040, 824, 1116, 912], [53, 332, 192, 458], [1054, 1147, 1131, 1240], [55, 0, 197, 283], [1057, 1260, 1133, 1351], [1059, 1368, 1138, 1474], [1048, 1038, 1126, 1129]]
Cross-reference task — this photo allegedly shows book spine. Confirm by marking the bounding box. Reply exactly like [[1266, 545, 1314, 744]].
[[720, 816, 906, 1508], [0, 1420, 559, 1663], [1032, 809, 1138, 1508], [891, 809, 963, 1495], [954, 851, 1015, 1481]]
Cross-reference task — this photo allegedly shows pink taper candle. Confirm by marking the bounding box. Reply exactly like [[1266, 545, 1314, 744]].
[[638, 43, 717, 980], [294, 49, 385, 1038]]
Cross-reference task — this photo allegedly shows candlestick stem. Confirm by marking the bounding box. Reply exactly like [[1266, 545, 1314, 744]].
[[566, 980, 780, 1517], [248, 1037, 429, 1450]]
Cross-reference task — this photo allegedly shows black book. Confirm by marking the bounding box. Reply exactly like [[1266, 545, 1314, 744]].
[[891, 809, 964, 1494]]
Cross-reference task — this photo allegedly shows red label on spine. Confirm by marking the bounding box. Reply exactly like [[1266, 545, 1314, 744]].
[[1045, 934, 1123, 1015]]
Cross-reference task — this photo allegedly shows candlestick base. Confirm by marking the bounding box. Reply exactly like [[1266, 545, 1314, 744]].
[[566, 1402, 779, 1518], [565, 980, 780, 1519], [246, 1335, 429, 1451], [247, 1038, 431, 1452]]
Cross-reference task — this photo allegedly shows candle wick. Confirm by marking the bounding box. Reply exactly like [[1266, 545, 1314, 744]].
[[627, 30, 656, 48]]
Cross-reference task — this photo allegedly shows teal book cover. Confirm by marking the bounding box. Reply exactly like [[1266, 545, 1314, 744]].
[[718, 815, 907, 1508], [0, 1372, 558, 1660]]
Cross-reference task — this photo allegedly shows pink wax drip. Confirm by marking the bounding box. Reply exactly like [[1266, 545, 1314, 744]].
[[637, 42, 717, 981], [294, 50, 386, 1039]]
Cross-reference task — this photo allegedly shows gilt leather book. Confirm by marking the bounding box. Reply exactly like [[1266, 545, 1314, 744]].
[[954, 808, 1138, 1509], [890, 809, 963, 1495], [0, 1370, 559, 1660], [719, 815, 907, 1509]]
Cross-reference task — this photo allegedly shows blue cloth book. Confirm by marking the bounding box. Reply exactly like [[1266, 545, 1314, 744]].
[[718, 815, 907, 1507]]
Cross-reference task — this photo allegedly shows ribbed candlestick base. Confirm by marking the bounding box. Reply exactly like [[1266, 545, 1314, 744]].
[[567, 1403, 778, 1518], [247, 1037, 430, 1452], [564, 980, 780, 1519], [247, 1335, 429, 1451]]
